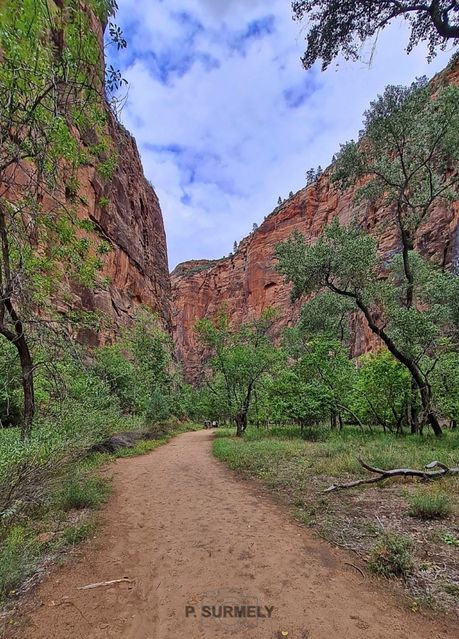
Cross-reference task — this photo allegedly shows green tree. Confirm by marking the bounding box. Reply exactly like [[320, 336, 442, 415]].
[[276, 219, 458, 436], [195, 310, 282, 436], [292, 1, 459, 70], [352, 349, 412, 432], [291, 334, 358, 429], [334, 78, 458, 432], [431, 352, 459, 427], [95, 310, 174, 422], [334, 79, 459, 312], [0, 0, 123, 437]]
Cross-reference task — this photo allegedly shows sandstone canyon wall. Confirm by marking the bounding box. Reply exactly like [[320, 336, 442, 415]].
[[47, 5, 171, 343], [67, 118, 171, 344], [171, 60, 459, 381]]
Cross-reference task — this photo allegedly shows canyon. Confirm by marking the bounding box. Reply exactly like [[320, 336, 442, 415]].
[[66, 116, 171, 345], [34, 8, 458, 376], [170, 60, 459, 381]]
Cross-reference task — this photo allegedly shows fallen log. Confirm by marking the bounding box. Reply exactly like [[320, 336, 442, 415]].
[[324, 460, 459, 493]]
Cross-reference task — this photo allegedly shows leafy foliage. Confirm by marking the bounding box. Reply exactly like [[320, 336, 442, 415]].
[[351, 350, 412, 431], [0, 0, 129, 437], [94, 310, 176, 421], [369, 532, 415, 578], [277, 77, 459, 436], [292, 1, 459, 70], [195, 310, 283, 434], [333, 80, 459, 236]]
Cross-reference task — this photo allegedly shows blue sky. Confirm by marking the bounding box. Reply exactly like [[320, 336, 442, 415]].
[[112, 0, 455, 270]]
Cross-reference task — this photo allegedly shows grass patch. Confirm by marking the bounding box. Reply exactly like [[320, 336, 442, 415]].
[[368, 533, 415, 578], [213, 424, 459, 481], [0, 526, 40, 602], [55, 476, 112, 511], [408, 489, 453, 520], [61, 522, 96, 546]]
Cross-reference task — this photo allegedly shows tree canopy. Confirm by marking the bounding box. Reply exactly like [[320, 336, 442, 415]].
[[0, 0, 125, 437], [292, 1, 459, 70], [195, 310, 282, 435]]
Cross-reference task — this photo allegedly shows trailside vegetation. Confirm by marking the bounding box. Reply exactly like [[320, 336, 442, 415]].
[[0, 0, 196, 607], [276, 77, 459, 437]]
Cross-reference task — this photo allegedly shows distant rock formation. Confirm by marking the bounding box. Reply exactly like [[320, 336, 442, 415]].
[[171, 59, 459, 381]]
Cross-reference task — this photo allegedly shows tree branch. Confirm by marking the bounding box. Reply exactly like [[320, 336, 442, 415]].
[[325, 459, 459, 492]]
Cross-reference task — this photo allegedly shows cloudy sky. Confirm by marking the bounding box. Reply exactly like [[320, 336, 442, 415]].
[[112, 0, 454, 270]]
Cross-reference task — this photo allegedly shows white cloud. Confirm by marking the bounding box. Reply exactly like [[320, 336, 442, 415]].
[[113, 0, 455, 269]]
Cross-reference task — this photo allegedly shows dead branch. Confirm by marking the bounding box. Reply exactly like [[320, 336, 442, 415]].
[[344, 562, 366, 579], [77, 578, 134, 591], [324, 459, 459, 492]]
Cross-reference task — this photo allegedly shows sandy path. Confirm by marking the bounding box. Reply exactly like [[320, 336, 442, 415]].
[[15, 430, 455, 639]]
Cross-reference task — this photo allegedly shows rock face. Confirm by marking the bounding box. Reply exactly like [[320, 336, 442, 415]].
[[68, 119, 171, 343], [172, 60, 459, 381], [52, 7, 171, 341]]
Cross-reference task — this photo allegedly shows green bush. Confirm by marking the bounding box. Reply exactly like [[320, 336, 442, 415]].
[[145, 388, 171, 423], [368, 533, 415, 578], [0, 427, 76, 522], [0, 526, 39, 601], [408, 489, 453, 520], [61, 522, 95, 546], [55, 476, 111, 511]]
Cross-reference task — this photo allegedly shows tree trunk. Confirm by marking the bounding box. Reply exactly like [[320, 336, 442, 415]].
[[0, 324, 35, 439], [235, 412, 248, 437], [351, 296, 442, 437], [0, 204, 35, 438], [17, 334, 35, 439], [409, 380, 419, 434], [0, 304, 35, 439], [426, 409, 442, 437]]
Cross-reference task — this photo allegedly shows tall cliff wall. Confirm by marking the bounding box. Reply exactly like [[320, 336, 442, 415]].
[[171, 60, 459, 381], [64, 118, 171, 344], [44, 5, 171, 342]]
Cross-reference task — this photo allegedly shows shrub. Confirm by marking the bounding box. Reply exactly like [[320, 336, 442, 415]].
[[441, 532, 459, 546], [61, 522, 95, 546], [368, 533, 415, 578], [0, 428, 76, 522], [408, 489, 453, 520], [0, 526, 39, 601], [145, 388, 171, 423], [97, 196, 110, 208], [55, 476, 111, 511]]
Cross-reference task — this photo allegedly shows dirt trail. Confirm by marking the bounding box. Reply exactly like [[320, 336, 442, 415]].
[[14, 430, 456, 639]]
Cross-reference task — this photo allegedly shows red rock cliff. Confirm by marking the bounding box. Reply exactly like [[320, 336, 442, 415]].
[[65, 119, 171, 344], [45, 6, 171, 341], [171, 60, 459, 381]]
